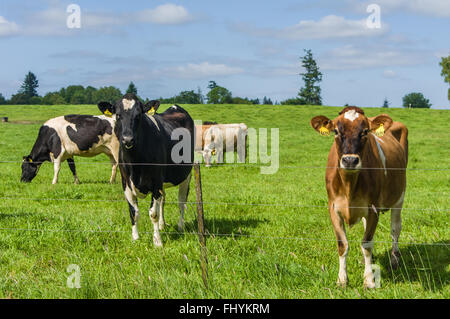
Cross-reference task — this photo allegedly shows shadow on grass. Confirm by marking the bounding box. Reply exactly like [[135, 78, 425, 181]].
[[0, 211, 35, 220], [165, 216, 269, 241], [377, 240, 450, 292]]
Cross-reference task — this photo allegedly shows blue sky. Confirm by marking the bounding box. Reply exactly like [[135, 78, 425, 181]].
[[1, 0, 449, 108]]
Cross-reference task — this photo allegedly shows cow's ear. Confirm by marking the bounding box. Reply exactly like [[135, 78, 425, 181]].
[[310, 116, 335, 136], [98, 102, 115, 116], [369, 114, 393, 137], [22, 155, 32, 162], [143, 100, 160, 115]]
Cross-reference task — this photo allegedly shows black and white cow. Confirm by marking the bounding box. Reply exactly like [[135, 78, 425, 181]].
[[21, 115, 119, 184], [98, 94, 194, 246]]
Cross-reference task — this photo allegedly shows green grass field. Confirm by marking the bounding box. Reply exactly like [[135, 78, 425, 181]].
[[0, 104, 448, 299]]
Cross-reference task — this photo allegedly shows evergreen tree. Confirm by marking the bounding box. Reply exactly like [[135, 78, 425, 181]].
[[298, 49, 322, 105], [126, 81, 138, 95], [382, 98, 389, 108], [262, 96, 273, 105], [0, 93, 6, 105], [19, 71, 39, 98], [197, 86, 204, 104]]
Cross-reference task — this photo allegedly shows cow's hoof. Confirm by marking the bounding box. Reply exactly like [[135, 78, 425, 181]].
[[74, 179, 80, 185], [177, 223, 184, 233], [336, 279, 348, 288], [153, 235, 163, 247], [390, 252, 401, 270], [132, 230, 139, 241], [363, 280, 376, 289]]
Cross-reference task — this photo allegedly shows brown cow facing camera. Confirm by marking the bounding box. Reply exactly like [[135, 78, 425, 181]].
[[310, 106, 408, 288]]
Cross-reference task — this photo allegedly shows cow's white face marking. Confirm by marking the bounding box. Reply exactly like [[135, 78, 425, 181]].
[[171, 105, 177, 109], [344, 110, 359, 122], [122, 99, 135, 110]]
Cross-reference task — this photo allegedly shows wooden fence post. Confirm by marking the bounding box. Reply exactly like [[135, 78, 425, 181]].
[[193, 162, 208, 289]]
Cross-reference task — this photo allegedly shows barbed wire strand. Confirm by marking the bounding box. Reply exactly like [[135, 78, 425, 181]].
[[0, 196, 449, 213], [1, 160, 450, 171], [0, 226, 447, 247]]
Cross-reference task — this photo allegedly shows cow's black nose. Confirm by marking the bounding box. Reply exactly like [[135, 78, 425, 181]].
[[341, 155, 360, 168], [122, 136, 134, 149]]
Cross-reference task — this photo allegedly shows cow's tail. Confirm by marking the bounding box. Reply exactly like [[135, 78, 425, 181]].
[[389, 121, 408, 165]]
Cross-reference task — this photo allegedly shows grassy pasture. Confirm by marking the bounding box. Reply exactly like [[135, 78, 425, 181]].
[[0, 104, 448, 299]]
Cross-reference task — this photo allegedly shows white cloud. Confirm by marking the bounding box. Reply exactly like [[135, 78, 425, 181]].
[[5, 3, 194, 37], [382, 70, 397, 78], [283, 15, 387, 40], [355, 0, 450, 18], [0, 16, 20, 37], [136, 4, 194, 25], [234, 15, 388, 40], [161, 62, 244, 79], [320, 44, 427, 70]]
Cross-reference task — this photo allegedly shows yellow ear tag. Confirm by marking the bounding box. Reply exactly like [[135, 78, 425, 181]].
[[148, 107, 155, 116], [212, 149, 216, 156], [29, 158, 33, 163], [375, 123, 385, 137], [319, 126, 330, 136], [104, 110, 112, 117]]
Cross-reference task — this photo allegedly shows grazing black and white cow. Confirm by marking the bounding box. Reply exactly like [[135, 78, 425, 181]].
[[98, 94, 194, 246], [21, 115, 119, 184]]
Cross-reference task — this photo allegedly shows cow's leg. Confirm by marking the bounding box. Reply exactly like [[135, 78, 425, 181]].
[[237, 133, 246, 163], [361, 206, 379, 288], [330, 204, 349, 287], [177, 172, 191, 232], [217, 145, 224, 164], [158, 190, 166, 231], [108, 154, 118, 184], [149, 194, 163, 247], [67, 158, 80, 184], [203, 150, 212, 167], [124, 185, 140, 241], [52, 159, 62, 184], [390, 206, 403, 270]]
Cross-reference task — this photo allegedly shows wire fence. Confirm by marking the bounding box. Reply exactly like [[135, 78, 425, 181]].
[[2, 160, 450, 171], [0, 160, 448, 248], [0, 226, 447, 247], [0, 196, 448, 213]]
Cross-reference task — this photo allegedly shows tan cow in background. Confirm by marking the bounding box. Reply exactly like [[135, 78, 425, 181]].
[[195, 122, 248, 167]]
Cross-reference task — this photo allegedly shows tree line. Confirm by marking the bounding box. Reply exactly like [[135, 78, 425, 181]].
[[1, 51, 449, 108], [0, 75, 276, 106]]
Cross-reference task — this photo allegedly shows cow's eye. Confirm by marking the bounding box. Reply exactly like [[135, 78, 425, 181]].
[[334, 129, 339, 135], [361, 128, 369, 136]]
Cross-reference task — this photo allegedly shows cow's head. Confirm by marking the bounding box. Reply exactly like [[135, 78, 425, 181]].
[[98, 94, 160, 150], [310, 106, 393, 171], [202, 144, 216, 167], [21, 155, 40, 182]]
